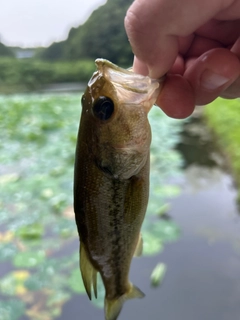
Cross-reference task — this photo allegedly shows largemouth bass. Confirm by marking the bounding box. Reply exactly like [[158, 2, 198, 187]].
[[74, 59, 162, 320]]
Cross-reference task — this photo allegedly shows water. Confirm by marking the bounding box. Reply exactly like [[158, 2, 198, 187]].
[[2, 97, 240, 320], [58, 113, 240, 320], [59, 173, 240, 320]]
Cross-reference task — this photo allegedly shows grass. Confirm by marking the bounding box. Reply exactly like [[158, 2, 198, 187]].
[[204, 98, 240, 186], [0, 58, 95, 93]]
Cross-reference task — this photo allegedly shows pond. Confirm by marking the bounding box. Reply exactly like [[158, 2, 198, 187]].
[[0, 94, 239, 320]]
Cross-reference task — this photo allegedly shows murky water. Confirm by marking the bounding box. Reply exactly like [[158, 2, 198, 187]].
[[59, 113, 240, 320]]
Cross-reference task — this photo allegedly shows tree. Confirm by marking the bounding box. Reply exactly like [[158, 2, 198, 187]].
[[39, 0, 133, 66], [0, 42, 14, 57]]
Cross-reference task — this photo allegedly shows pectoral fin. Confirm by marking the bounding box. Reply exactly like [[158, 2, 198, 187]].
[[80, 242, 98, 300], [104, 284, 145, 320], [134, 233, 143, 257]]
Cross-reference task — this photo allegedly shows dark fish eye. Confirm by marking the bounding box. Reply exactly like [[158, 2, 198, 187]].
[[93, 96, 114, 121]]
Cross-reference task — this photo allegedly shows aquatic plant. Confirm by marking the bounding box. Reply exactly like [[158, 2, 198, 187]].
[[0, 94, 183, 319]]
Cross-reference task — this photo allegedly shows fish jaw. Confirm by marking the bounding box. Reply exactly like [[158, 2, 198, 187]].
[[92, 58, 163, 113]]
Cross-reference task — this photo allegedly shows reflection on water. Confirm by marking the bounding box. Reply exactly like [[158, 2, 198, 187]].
[[176, 110, 226, 169]]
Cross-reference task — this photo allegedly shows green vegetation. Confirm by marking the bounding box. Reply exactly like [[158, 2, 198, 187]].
[[150, 263, 167, 287], [0, 42, 14, 57], [0, 93, 183, 319], [0, 58, 95, 93], [0, 0, 134, 93], [204, 98, 240, 186], [39, 0, 133, 66]]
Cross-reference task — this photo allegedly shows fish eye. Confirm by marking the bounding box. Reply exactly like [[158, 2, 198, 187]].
[[92, 96, 114, 121]]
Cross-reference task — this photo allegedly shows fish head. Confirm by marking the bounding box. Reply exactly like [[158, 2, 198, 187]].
[[81, 59, 163, 180]]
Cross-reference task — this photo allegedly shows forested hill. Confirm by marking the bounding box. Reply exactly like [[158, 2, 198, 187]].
[[39, 0, 133, 66], [0, 42, 14, 57]]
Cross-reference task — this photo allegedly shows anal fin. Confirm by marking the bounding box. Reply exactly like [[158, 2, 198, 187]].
[[80, 242, 98, 300]]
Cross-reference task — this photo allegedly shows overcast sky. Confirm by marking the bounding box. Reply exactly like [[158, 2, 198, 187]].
[[0, 0, 107, 47]]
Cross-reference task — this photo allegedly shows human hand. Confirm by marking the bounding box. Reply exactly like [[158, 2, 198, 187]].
[[125, 0, 240, 118]]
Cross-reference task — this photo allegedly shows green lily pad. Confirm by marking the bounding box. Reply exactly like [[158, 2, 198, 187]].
[[151, 220, 181, 243], [24, 275, 43, 291], [0, 299, 25, 320], [16, 223, 44, 240], [46, 291, 71, 307], [0, 173, 20, 185], [67, 268, 86, 293], [13, 250, 46, 268], [0, 243, 18, 261], [153, 185, 181, 198], [142, 232, 164, 256], [150, 263, 167, 287], [0, 270, 30, 296]]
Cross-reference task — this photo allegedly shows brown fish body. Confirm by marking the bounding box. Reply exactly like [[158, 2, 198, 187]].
[[74, 59, 161, 320]]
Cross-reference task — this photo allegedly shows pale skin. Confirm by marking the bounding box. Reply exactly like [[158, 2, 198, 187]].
[[124, 0, 240, 118]]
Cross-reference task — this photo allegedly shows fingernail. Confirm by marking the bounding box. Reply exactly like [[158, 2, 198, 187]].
[[200, 70, 230, 90]]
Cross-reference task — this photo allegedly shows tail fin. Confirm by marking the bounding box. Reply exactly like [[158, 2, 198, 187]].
[[104, 284, 145, 320]]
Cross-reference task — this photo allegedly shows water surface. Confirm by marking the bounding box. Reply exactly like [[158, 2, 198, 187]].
[[60, 114, 240, 320]]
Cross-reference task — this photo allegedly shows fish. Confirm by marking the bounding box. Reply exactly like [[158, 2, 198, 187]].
[[74, 59, 162, 320]]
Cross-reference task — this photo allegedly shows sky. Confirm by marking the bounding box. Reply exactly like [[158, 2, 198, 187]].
[[0, 0, 107, 47]]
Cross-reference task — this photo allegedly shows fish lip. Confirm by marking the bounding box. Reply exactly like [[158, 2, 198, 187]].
[[93, 59, 162, 109], [95, 58, 160, 93]]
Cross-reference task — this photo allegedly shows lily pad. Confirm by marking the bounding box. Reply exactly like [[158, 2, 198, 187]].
[[151, 220, 181, 242], [24, 275, 43, 291], [13, 250, 46, 268], [0, 271, 30, 296], [0, 299, 25, 320], [16, 223, 44, 240], [67, 268, 86, 294], [0, 243, 18, 261], [142, 232, 164, 256], [150, 263, 167, 287]]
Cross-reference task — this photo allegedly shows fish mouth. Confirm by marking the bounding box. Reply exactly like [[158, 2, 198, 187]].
[[93, 59, 163, 112]]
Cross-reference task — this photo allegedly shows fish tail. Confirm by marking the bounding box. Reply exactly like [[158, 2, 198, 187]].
[[80, 242, 98, 300], [104, 284, 145, 320]]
